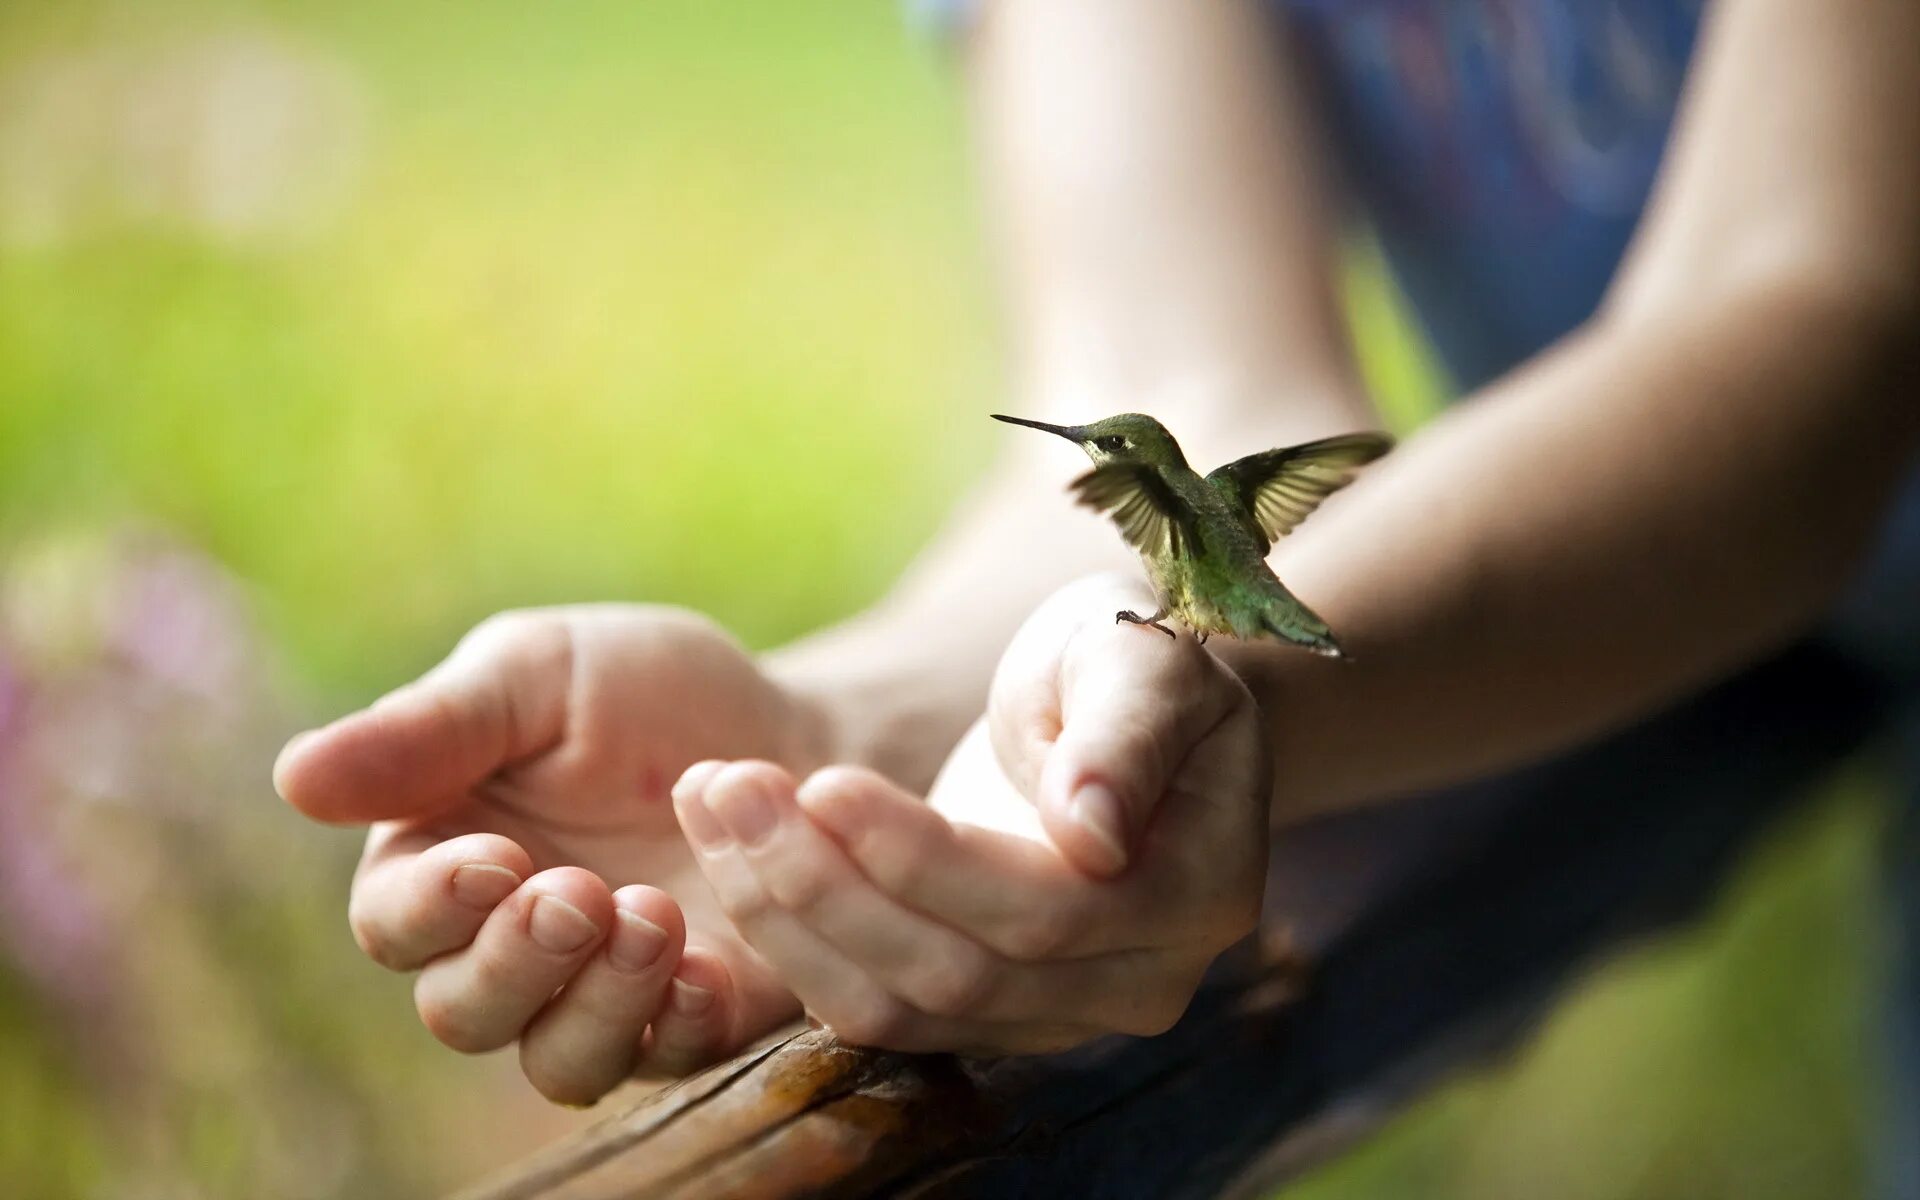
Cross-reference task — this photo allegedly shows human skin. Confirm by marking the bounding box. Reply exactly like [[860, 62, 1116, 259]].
[[276, 0, 1920, 1103], [275, 579, 1268, 1098]]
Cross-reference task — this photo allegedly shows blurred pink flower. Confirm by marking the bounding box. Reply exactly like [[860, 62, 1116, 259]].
[[0, 638, 120, 1014], [107, 538, 254, 710], [0, 526, 285, 1016]]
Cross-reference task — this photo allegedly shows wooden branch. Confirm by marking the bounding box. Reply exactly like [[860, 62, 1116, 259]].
[[457, 642, 1882, 1200]]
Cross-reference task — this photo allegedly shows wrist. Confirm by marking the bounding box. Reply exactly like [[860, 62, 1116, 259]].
[[1209, 631, 1349, 824], [768, 660, 841, 778], [760, 630, 973, 794]]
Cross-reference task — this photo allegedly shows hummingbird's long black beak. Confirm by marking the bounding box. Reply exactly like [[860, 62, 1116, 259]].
[[990, 414, 1082, 441]]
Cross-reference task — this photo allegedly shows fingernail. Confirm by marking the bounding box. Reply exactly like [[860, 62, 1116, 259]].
[[450, 862, 521, 910], [670, 977, 714, 1017], [529, 894, 599, 953], [609, 909, 668, 973], [671, 760, 726, 806], [677, 791, 730, 849], [1070, 783, 1129, 872], [711, 776, 776, 847]]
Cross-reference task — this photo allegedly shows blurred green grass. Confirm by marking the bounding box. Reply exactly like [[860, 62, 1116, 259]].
[[0, 0, 998, 699], [0, 2, 1882, 1197]]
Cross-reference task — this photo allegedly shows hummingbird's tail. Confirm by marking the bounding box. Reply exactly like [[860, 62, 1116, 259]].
[[1261, 612, 1345, 659], [1249, 580, 1347, 659]]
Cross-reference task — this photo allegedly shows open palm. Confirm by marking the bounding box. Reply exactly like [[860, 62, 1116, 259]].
[[275, 605, 822, 1103]]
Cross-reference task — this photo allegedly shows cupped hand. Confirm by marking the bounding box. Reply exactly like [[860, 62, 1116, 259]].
[[671, 575, 1272, 1055], [273, 605, 825, 1104]]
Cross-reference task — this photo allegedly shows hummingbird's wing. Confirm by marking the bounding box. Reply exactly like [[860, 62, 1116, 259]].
[[1206, 432, 1393, 549], [1070, 464, 1192, 557]]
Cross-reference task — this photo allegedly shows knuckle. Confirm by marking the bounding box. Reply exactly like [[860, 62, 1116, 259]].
[[519, 1044, 617, 1108], [1160, 641, 1211, 688], [1108, 713, 1172, 780], [460, 609, 570, 678], [999, 903, 1084, 962], [641, 604, 724, 643], [629, 608, 747, 676], [760, 853, 835, 917], [987, 665, 1059, 739], [903, 949, 996, 1018], [464, 950, 520, 1000], [709, 873, 773, 927], [864, 825, 933, 898], [462, 608, 541, 651], [415, 994, 497, 1054], [565, 977, 641, 1028], [347, 903, 402, 970]]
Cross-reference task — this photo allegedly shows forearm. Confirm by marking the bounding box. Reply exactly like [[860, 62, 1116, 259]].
[[1226, 0, 1920, 815], [967, 0, 1359, 422], [764, 457, 1129, 790], [1223, 285, 1920, 815], [772, 0, 1367, 790]]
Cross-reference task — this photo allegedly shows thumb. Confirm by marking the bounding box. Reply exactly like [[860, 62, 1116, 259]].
[[273, 613, 569, 825], [1036, 621, 1234, 879]]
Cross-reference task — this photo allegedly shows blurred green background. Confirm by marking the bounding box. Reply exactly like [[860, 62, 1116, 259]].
[[0, 1, 1888, 1196]]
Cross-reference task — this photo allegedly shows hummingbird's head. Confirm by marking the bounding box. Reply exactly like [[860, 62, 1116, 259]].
[[990, 412, 1187, 469]]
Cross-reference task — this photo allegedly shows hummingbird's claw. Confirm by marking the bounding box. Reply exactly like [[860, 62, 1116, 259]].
[[1115, 609, 1177, 639]]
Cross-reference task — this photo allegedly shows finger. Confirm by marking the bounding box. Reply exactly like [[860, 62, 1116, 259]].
[[681, 828, 1085, 1056], [1123, 693, 1272, 953], [348, 828, 534, 971], [716, 759, 1175, 1034], [984, 572, 1161, 802], [984, 574, 1234, 877], [517, 885, 686, 1106], [984, 600, 1074, 804], [675, 763, 938, 1049], [274, 612, 571, 824], [793, 764, 1160, 961], [680, 763, 1083, 1052], [413, 867, 613, 1054], [706, 761, 996, 1017], [673, 759, 727, 801], [1040, 618, 1236, 877], [633, 948, 738, 1078]]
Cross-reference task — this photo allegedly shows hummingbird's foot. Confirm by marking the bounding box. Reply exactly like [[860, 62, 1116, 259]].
[[1115, 609, 1177, 639]]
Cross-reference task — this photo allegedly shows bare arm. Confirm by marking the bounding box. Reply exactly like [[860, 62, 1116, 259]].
[[770, 0, 1371, 788], [1222, 0, 1920, 813], [621, 0, 1920, 1063], [273, 0, 1385, 1086]]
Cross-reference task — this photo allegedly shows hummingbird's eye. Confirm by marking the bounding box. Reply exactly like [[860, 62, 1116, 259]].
[[1095, 436, 1125, 452]]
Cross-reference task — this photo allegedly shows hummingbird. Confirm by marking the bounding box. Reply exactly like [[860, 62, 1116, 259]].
[[993, 412, 1392, 657]]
